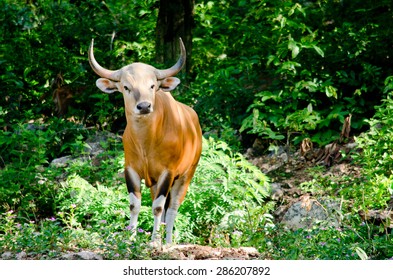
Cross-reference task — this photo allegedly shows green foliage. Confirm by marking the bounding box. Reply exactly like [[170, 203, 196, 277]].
[[0, 119, 91, 218], [0, 133, 274, 258], [351, 76, 393, 210], [262, 167, 393, 260], [56, 174, 129, 230], [183, 137, 273, 245], [1, 118, 392, 259], [2, 0, 393, 147], [0, 210, 155, 259], [261, 221, 392, 260], [0, 0, 157, 127], [191, 0, 393, 147], [237, 1, 347, 146]]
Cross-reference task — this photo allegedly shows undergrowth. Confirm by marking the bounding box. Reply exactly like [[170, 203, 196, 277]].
[[2, 77, 393, 259], [0, 128, 273, 259]]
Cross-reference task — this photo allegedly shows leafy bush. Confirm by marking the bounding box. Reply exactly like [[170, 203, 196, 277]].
[[0, 0, 157, 127], [1, 123, 391, 259], [2, 0, 393, 147], [352, 76, 393, 210], [0, 209, 154, 259], [0, 119, 92, 218], [191, 0, 393, 147], [182, 137, 273, 245], [261, 221, 392, 260], [56, 174, 128, 229]]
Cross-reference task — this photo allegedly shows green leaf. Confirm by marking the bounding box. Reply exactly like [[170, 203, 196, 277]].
[[267, 55, 277, 66], [354, 89, 362, 96], [313, 45, 324, 57], [355, 247, 369, 260], [292, 44, 300, 59], [307, 103, 313, 113], [325, 85, 338, 99], [288, 38, 301, 59]]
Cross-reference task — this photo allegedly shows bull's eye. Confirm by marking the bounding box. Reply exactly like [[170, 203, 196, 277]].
[[150, 84, 155, 90], [124, 86, 129, 91]]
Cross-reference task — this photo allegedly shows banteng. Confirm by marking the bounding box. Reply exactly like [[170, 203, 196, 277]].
[[88, 38, 202, 244]]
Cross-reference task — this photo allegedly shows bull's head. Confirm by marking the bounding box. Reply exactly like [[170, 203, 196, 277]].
[[88, 38, 186, 116]]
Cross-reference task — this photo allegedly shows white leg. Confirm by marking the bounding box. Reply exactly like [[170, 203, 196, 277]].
[[164, 176, 189, 244], [152, 195, 166, 242], [125, 166, 141, 237], [165, 208, 178, 244], [161, 208, 166, 223], [129, 192, 141, 231]]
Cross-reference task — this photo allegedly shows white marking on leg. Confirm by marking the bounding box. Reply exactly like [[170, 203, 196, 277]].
[[164, 177, 187, 244], [152, 195, 166, 241], [125, 166, 141, 232], [161, 208, 166, 223], [129, 192, 141, 231], [165, 208, 178, 244]]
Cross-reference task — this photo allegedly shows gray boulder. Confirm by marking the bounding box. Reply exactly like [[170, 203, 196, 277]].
[[281, 196, 341, 230]]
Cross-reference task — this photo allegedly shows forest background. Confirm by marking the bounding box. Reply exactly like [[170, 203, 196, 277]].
[[1, 0, 393, 260]]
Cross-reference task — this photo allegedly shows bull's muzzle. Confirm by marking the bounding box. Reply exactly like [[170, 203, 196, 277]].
[[136, 102, 152, 115]]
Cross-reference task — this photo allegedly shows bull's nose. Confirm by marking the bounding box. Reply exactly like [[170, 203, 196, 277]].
[[136, 102, 152, 114]]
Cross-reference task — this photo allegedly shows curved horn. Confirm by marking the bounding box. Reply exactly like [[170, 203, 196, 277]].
[[155, 38, 186, 80], [88, 39, 120, 81]]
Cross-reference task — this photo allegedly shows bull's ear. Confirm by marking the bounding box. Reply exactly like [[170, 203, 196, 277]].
[[96, 78, 119, 93], [159, 77, 181, 92]]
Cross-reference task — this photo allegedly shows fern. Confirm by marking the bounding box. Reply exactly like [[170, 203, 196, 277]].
[[180, 137, 272, 245]]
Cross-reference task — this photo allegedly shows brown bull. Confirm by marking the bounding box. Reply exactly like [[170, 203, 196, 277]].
[[88, 38, 202, 244]]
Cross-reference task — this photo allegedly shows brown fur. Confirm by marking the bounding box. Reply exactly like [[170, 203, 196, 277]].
[[123, 90, 202, 200]]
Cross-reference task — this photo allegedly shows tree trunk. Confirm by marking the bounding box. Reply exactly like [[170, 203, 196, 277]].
[[155, 0, 194, 77]]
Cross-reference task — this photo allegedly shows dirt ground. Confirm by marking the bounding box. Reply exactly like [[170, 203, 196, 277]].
[[158, 245, 261, 260]]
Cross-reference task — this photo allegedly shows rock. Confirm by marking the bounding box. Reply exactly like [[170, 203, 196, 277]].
[[84, 131, 119, 155], [16, 251, 27, 260], [85, 132, 121, 166], [270, 183, 285, 200], [259, 161, 285, 174], [61, 252, 75, 260], [50, 131, 121, 168], [50, 155, 92, 169], [238, 247, 260, 258], [281, 195, 341, 230], [270, 182, 301, 201], [61, 251, 103, 260], [50, 156, 74, 167], [1, 252, 13, 260]]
